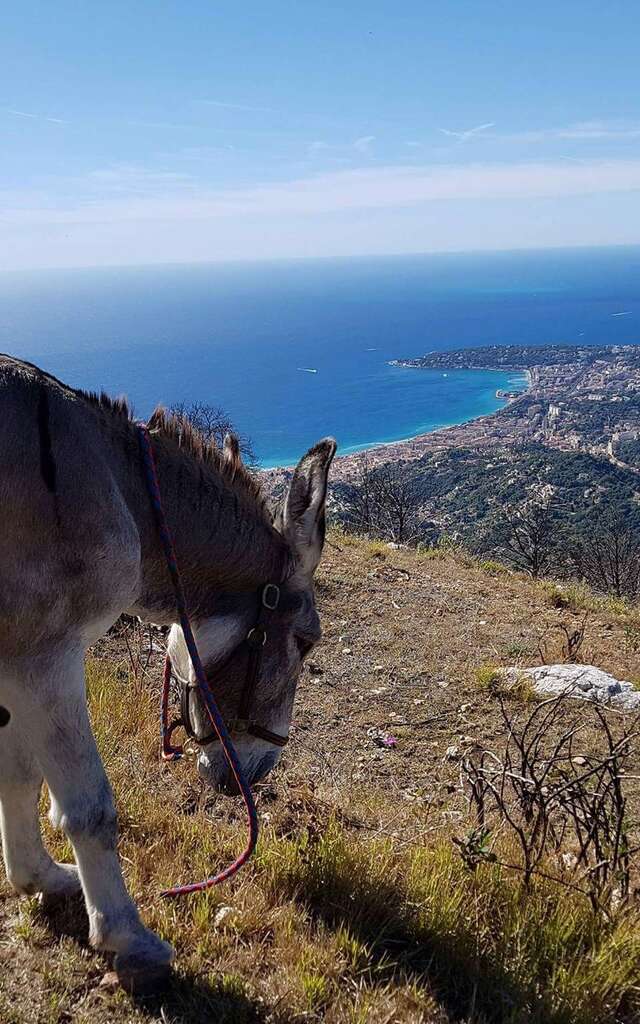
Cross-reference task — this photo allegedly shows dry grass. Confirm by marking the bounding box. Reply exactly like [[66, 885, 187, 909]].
[[1, 531, 640, 1023]]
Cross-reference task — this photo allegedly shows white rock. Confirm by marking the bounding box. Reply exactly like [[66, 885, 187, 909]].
[[501, 664, 640, 711], [214, 905, 239, 929], [445, 745, 460, 760]]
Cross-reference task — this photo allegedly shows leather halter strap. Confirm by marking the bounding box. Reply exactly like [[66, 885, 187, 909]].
[[175, 582, 289, 750]]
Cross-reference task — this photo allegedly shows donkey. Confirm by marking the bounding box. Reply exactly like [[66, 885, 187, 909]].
[[0, 355, 335, 985]]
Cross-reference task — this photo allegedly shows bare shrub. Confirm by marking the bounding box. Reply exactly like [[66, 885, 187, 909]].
[[569, 513, 640, 601], [108, 615, 163, 685], [170, 400, 257, 467], [344, 456, 422, 545], [496, 495, 559, 578], [461, 696, 638, 916], [537, 612, 590, 665]]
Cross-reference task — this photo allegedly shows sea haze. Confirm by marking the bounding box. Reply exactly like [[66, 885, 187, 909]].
[[0, 246, 638, 467]]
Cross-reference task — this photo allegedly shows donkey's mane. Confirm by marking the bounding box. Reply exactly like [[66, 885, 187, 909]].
[[73, 378, 272, 522], [2, 356, 274, 526], [145, 405, 271, 519]]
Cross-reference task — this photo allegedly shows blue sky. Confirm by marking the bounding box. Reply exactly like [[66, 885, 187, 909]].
[[2, 1, 640, 270]]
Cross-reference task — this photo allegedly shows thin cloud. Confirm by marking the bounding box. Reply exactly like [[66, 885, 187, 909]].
[[5, 157, 640, 226], [127, 119, 193, 131], [439, 122, 495, 142], [504, 120, 640, 143], [353, 135, 375, 153], [200, 99, 277, 114], [7, 108, 68, 124], [85, 163, 196, 195]]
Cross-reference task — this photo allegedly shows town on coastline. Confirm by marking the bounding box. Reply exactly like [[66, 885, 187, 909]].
[[267, 343, 640, 485], [328, 343, 640, 480], [264, 342, 640, 555]]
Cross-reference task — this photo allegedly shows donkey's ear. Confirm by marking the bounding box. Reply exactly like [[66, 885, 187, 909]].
[[222, 432, 242, 474], [281, 438, 337, 575]]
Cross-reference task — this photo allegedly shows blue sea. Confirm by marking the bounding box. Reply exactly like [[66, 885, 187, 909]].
[[0, 246, 639, 467]]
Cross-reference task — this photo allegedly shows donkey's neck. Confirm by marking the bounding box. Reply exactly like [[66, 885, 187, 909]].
[[130, 431, 290, 622]]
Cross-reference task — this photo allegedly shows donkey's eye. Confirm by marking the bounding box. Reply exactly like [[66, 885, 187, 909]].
[[295, 636, 315, 659]]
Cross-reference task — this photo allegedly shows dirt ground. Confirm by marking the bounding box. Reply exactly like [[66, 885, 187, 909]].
[[90, 532, 640, 806]]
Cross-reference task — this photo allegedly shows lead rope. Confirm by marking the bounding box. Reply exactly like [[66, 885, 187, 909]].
[[137, 424, 259, 897]]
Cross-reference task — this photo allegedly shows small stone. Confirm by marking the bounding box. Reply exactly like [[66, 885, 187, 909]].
[[214, 905, 240, 929], [342, 647, 353, 655], [445, 745, 460, 760], [572, 756, 587, 766], [100, 972, 120, 990], [373, 664, 385, 673]]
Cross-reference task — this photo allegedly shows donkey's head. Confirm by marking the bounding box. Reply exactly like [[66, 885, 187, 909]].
[[167, 437, 336, 792]]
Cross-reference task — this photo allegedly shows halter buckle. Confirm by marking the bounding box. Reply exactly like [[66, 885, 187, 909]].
[[246, 624, 267, 648], [229, 717, 251, 736], [262, 583, 280, 610]]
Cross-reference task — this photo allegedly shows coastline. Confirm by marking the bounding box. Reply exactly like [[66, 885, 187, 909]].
[[262, 339, 640, 487], [263, 367, 531, 480]]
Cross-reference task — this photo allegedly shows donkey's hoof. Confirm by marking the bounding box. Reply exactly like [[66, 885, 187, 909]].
[[113, 930, 175, 996], [113, 952, 174, 996], [38, 864, 83, 910]]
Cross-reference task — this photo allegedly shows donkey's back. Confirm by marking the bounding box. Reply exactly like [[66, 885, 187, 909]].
[[0, 355, 141, 656]]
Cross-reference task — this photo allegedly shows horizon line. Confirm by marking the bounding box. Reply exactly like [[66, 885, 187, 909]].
[[1, 239, 640, 277]]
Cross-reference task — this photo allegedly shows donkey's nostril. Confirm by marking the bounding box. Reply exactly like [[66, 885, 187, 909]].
[[221, 770, 241, 797], [254, 750, 279, 781], [0, 706, 10, 727]]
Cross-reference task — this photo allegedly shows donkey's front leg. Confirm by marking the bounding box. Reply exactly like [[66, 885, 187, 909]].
[[0, 704, 81, 902], [30, 651, 174, 985]]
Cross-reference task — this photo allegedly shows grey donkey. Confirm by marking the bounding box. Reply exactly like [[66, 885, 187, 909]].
[[0, 355, 336, 987]]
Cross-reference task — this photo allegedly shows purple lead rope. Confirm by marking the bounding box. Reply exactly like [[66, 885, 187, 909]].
[[137, 424, 259, 897]]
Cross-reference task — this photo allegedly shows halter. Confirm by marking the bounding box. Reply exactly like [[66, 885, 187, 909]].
[[138, 423, 287, 897], [164, 581, 290, 756]]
